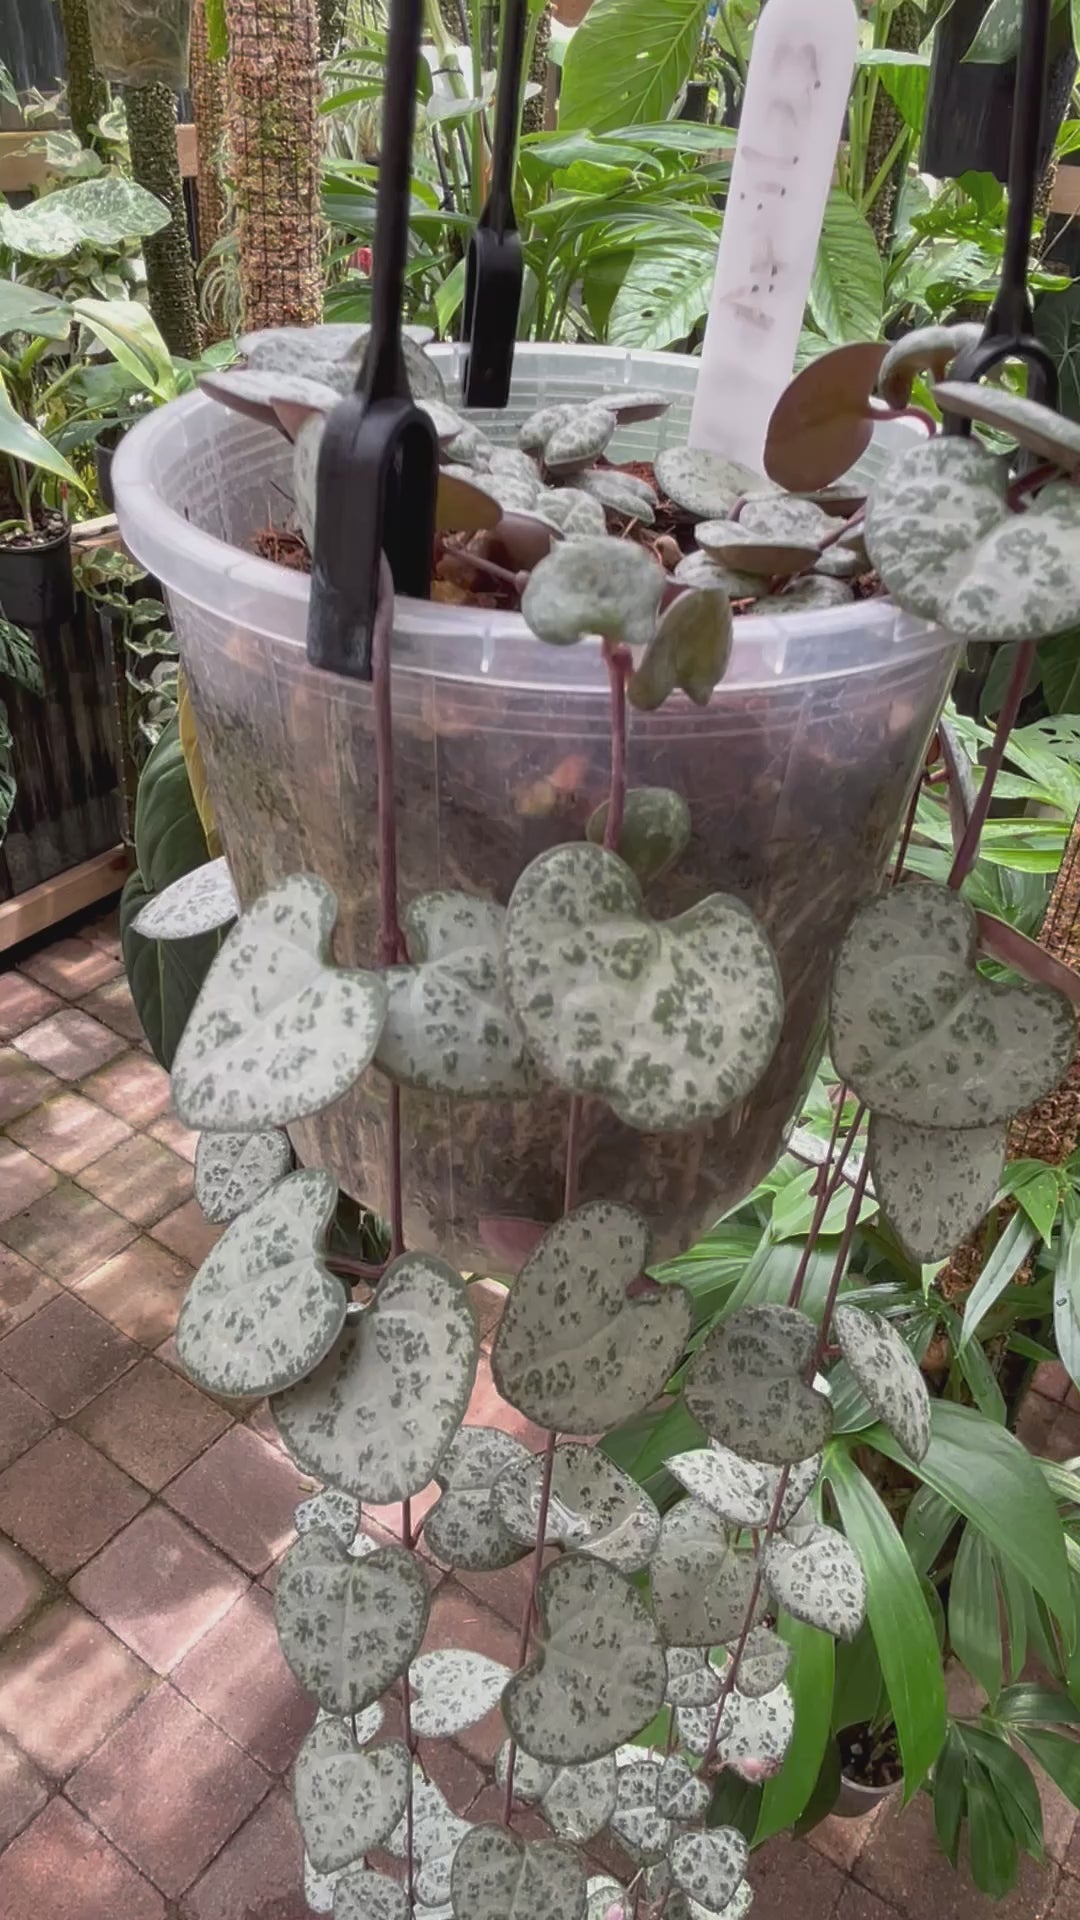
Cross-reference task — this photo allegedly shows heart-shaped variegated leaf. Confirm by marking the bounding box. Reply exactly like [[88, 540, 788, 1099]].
[[599, 389, 671, 425], [490, 1203, 692, 1433], [655, 447, 764, 520], [585, 788, 691, 889], [649, 1501, 766, 1647], [877, 322, 984, 408], [423, 1427, 532, 1571], [334, 1869, 410, 1920], [387, 1778, 471, 1905], [294, 1720, 410, 1871], [656, 1755, 710, 1821], [450, 1826, 586, 1920], [831, 1303, 931, 1463], [667, 1445, 820, 1529], [171, 874, 387, 1129], [829, 884, 1075, 1128], [694, 522, 820, 578], [739, 494, 834, 544], [586, 1878, 629, 1920], [521, 539, 663, 647], [727, 1625, 792, 1700], [863, 436, 1080, 641], [713, 1679, 795, 1780], [670, 1831, 747, 1912], [296, 1487, 361, 1552], [194, 1128, 293, 1225], [534, 487, 608, 539], [492, 1443, 660, 1570], [375, 892, 539, 1098], [409, 1650, 511, 1738], [685, 1306, 831, 1466], [933, 382, 1080, 473], [609, 1759, 670, 1859], [133, 857, 239, 940], [504, 1555, 666, 1766], [674, 550, 761, 599], [762, 1523, 866, 1641], [200, 366, 340, 436], [495, 1741, 555, 1803], [544, 404, 617, 476], [176, 1168, 342, 1397], [867, 1114, 1007, 1265], [275, 1532, 430, 1713], [503, 843, 783, 1132], [437, 470, 501, 534], [580, 468, 657, 524], [293, 414, 323, 547], [306, 1854, 345, 1916], [628, 587, 733, 711], [748, 575, 852, 614], [665, 1648, 722, 1709], [272, 1251, 478, 1503], [540, 1754, 618, 1842]]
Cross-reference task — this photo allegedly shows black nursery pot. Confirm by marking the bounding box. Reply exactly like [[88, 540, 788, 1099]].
[[94, 425, 127, 515], [922, 0, 1076, 183]]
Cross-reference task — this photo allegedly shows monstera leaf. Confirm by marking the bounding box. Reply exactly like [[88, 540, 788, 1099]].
[[521, 539, 663, 647], [423, 1427, 533, 1571], [132, 855, 238, 940], [492, 1443, 661, 1570], [375, 892, 539, 1098], [450, 1825, 585, 1920], [275, 1532, 430, 1713], [829, 884, 1075, 1128], [863, 436, 1080, 642], [685, 1306, 832, 1466], [669, 1831, 747, 1913], [649, 1500, 766, 1647], [176, 1168, 342, 1397], [409, 1651, 512, 1738], [503, 843, 783, 1132], [490, 1203, 692, 1433], [667, 1445, 820, 1529], [294, 1720, 410, 1871], [172, 873, 387, 1130], [272, 1250, 478, 1502], [762, 1524, 867, 1640], [193, 1128, 293, 1225], [831, 1303, 931, 1462], [867, 1114, 1007, 1265], [503, 1555, 666, 1766]]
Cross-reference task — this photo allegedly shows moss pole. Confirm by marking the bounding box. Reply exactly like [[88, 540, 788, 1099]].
[[123, 83, 202, 358], [58, 0, 112, 152], [227, 0, 323, 331], [190, 0, 229, 329]]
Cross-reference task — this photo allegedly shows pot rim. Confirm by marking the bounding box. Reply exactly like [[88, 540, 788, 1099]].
[[0, 519, 71, 561]]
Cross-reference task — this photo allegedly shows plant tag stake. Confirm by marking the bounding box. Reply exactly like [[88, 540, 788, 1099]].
[[463, 0, 529, 407], [688, 0, 857, 475]]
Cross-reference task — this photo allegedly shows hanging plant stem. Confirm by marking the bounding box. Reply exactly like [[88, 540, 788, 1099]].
[[948, 640, 1037, 890], [123, 83, 201, 358], [786, 1102, 865, 1311]]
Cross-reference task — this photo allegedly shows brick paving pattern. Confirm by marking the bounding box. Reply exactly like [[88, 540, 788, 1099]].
[[1, 908, 1079, 1917]]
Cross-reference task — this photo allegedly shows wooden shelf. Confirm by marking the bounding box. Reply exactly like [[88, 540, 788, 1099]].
[[0, 845, 129, 953], [0, 122, 195, 193]]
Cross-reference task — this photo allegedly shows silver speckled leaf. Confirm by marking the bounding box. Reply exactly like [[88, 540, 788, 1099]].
[[580, 468, 657, 524], [656, 1755, 710, 1821], [450, 1826, 586, 1920], [490, 1202, 692, 1433], [673, 549, 761, 598], [867, 1113, 1007, 1266], [199, 366, 340, 435], [628, 587, 733, 712], [831, 1303, 931, 1464], [863, 435, 1080, 641], [133, 857, 239, 940], [541, 1754, 619, 1842], [585, 787, 691, 890], [877, 322, 984, 407], [685, 1305, 832, 1466], [171, 874, 387, 1130], [293, 414, 323, 547], [294, 1720, 410, 1871], [376, 892, 539, 1099], [334, 1868, 410, 1920], [609, 1757, 670, 1859], [387, 1778, 471, 1906], [694, 521, 820, 579], [409, 1650, 511, 1738], [492, 1443, 660, 1570], [649, 1500, 766, 1648], [275, 1532, 430, 1713], [667, 1445, 820, 1529], [665, 1647, 722, 1709], [587, 1878, 629, 1920], [544, 404, 617, 476], [714, 1679, 795, 1780], [670, 1830, 748, 1913], [194, 1127, 293, 1225], [747, 575, 852, 614], [272, 1251, 478, 1503], [598, 389, 671, 425], [296, 1487, 361, 1552], [519, 404, 575, 452], [532, 486, 608, 540], [176, 1168, 342, 1397], [521, 539, 663, 647], [726, 1625, 792, 1700], [423, 1427, 532, 1572], [829, 884, 1076, 1129], [739, 494, 834, 544], [933, 382, 1080, 473], [655, 447, 764, 520], [503, 1554, 666, 1766], [762, 1523, 866, 1641], [307, 1854, 346, 1915], [669, 1883, 753, 1920], [494, 1741, 555, 1803], [503, 843, 783, 1132]]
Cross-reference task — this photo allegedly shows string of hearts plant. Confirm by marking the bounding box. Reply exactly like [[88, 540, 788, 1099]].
[[136, 316, 1080, 1920]]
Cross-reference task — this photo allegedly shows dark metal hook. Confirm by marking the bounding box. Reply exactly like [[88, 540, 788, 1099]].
[[462, 0, 529, 408]]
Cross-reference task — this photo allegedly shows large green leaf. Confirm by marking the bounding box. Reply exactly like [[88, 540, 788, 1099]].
[[827, 1446, 946, 1797], [809, 191, 884, 345], [73, 298, 176, 401], [949, 1525, 1004, 1703], [856, 49, 930, 133], [754, 1616, 834, 1841], [959, 1214, 1040, 1350], [964, 0, 1067, 63], [558, 0, 710, 132], [1054, 1201, 1080, 1393], [1040, 633, 1080, 714], [867, 1400, 1072, 1629], [1018, 1727, 1080, 1807], [607, 242, 715, 350], [0, 379, 82, 489], [0, 177, 170, 260], [0, 282, 71, 343]]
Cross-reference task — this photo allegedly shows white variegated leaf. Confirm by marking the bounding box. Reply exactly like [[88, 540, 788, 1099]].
[[655, 447, 764, 519], [490, 1203, 692, 1433], [867, 1113, 1007, 1266], [275, 1532, 429, 1713], [306, 1854, 346, 1915], [746, 574, 852, 614], [494, 1741, 555, 1803], [176, 1168, 342, 1397], [727, 1625, 792, 1700], [423, 1427, 532, 1571], [541, 1753, 618, 1842], [649, 1501, 766, 1647], [830, 884, 1075, 1129], [762, 1523, 866, 1641], [713, 1679, 795, 1780], [316, 1701, 384, 1744], [296, 1489, 359, 1554], [543, 403, 617, 475], [194, 1128, 293, 1225], [503, 843, 782, 1132], [492, 1443, 660, 1571], [585, 787, 691, 890], [628, 587, 733, 712], [450, 1825, 586, 1920], [739, 494, 833, 543], [831, 1303, 931, 1464], [376, 892, 539, 1098], [933, 382, 1080, 473], [521, 538, 662, 647], [669, 1830, 748, 1913], [667, 1445, 820, 1529], [675, 1704, 715, 1758], [656, 1755, 711, 1820], [409, 1650, 511, 1738], [503, 1555, 666, 1766], [272, 1251, 477, 1503], [586, 1877, 629, 1920], [877, 322, 984, 407], [665, 1647, 722, 1709], [334, 1867, 410, 1920], [294, 1720, 410, 1871], [133, 857, 239, 940], [609, 1757, 670, 1859], [171, 874, 387, 1130], [580, 467, 656, 523], [694, 521, 819, 578], [669, 1882, 754, 1920], [685, 1306, 831, 1467], [387, 1778, 471, 1906]]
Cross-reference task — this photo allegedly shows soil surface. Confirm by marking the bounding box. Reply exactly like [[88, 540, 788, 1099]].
[[839, 1721, 903, 1789], [0, 507, 67, 552]]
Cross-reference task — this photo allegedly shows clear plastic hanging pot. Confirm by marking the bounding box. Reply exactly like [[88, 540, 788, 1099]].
[[86, 0, 193, 90]]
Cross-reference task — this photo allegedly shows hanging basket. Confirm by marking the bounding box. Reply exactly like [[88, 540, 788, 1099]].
[[86, 0, 194, 91]]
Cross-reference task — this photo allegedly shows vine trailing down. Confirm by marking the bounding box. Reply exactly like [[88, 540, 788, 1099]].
[[132, 315, 1080, 1920]]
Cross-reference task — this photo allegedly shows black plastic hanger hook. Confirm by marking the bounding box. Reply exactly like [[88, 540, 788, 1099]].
[[462, 0, 529, 408]]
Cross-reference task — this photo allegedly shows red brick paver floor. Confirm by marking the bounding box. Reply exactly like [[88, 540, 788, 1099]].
[[1, 907, 1078, 1919]]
